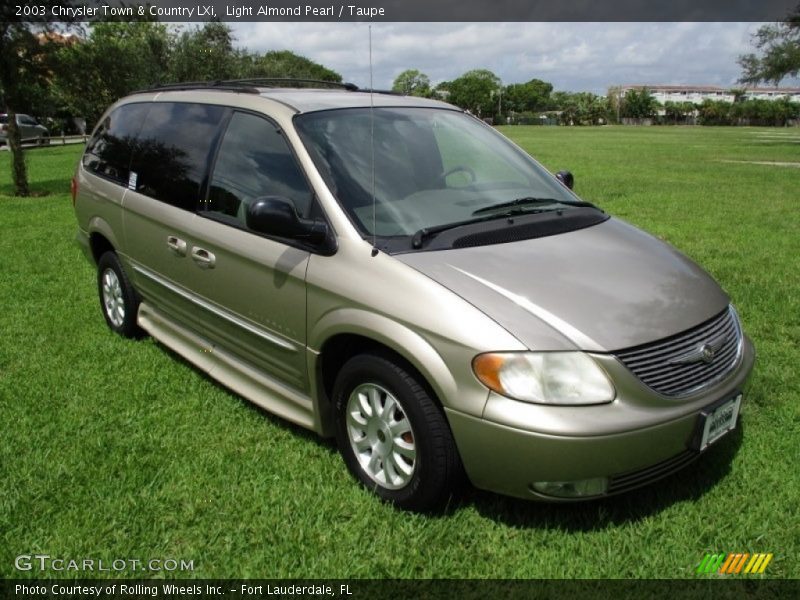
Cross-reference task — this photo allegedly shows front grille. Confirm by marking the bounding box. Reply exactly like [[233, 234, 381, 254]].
[[615, 307, 742, 397], [607, 449, 699, 495]]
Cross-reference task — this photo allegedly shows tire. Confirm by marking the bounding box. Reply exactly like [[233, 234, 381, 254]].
[[334, 353, 463, 512], [97, 251, 143, 338]]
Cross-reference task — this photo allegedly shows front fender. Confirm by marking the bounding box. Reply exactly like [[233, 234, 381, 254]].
[[313, 307, 457, 392], [308, 308, 481, 436]]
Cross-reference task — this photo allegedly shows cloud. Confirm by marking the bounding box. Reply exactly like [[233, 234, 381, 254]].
[[230, 22, 781, 94]]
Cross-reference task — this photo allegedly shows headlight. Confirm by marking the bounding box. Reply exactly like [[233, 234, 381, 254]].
[[472, 352, 615, 405]]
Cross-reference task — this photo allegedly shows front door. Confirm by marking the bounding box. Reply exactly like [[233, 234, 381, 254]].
[[186, 110, 318, 393]]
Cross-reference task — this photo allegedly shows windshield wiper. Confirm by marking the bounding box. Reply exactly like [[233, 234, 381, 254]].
[[471, 197, 562, 216], [411, 215, 505, 249], [472, 196, 596, 216], [411, 197, 599, 249]]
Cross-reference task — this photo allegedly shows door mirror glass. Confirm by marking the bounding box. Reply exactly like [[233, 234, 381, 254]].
[[556, 170, 574, 190]]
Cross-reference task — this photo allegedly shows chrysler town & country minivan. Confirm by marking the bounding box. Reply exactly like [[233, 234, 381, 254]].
[[72, 80, 755, 511]]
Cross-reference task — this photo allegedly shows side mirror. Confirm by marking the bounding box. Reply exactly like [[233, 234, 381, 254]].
[[556, 170, 574, 190], [245, 196, 332, 252], [246, 196, 302, 237]]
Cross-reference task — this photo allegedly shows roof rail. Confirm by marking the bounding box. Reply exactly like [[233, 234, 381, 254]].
[[227, 78, 360, 91], [132, 79, 400, 96], [132, 81, 261, 94], [358, 88, 403, 96]]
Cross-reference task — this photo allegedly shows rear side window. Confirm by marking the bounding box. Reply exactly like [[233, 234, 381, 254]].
[[202, 111, 314, 224], [83, 103, 150, 186], [130, 102, 227, 211]]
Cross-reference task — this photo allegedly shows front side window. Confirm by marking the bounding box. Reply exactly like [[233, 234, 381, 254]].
[[201, 111, 314, 228], [294, 107, 585, 243], [82, 103, 151, 186], [129, 102, 227, 210]]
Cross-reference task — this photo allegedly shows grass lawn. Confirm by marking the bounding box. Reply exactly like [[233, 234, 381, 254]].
[[1, 127, 798, 579]]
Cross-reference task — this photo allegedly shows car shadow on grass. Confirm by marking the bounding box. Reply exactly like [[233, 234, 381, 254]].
[[460, 424, 744, 530], [149, 338, 340, 454]]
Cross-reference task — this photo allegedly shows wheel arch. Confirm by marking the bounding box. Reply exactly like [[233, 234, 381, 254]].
[[309, 310, 458, 437], [87, 217, 122, 265]]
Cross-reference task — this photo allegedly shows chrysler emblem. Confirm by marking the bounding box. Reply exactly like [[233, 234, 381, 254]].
[[669, 336, 726, 366], [700, 344, 715, 363]]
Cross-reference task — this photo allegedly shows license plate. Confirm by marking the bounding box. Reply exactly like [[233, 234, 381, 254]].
[[698, 394, 742, 451]]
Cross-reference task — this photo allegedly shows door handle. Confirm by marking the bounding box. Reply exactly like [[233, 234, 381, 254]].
[[166, 235, 187, 256], [191, 246, 216, 268]]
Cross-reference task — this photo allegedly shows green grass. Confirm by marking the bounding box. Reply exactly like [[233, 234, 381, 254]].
[[1, 128, 798, 579]]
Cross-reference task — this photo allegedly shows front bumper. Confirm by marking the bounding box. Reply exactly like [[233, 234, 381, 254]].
[[447, 335, 755, 500]]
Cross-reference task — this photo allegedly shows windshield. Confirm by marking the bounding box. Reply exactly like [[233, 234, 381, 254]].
[[294, 107, 585, 238]]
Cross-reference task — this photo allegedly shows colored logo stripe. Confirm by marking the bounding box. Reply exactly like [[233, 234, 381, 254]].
[[744, 553, 773, 574], [696, 553, 773, 574], [696, 554, 726, 574]]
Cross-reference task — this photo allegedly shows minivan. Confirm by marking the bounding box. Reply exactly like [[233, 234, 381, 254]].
[[73, 80, 755, 511]]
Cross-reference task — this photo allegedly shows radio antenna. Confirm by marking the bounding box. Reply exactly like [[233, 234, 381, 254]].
[[369, 25, 378, 257]]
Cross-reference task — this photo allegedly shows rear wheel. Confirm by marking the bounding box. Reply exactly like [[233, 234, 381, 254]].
[[334, 353, 463, 512], [97, 251, 143, 338]]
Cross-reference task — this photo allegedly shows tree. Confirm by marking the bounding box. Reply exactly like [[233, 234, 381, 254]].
[[551, 92, 609, 125], [730, 97, 799, 126], [664, 101, 696, 124], [503, 78, 553, 114], [54, 21, 170, 127], [392, 69, 430, 96], [447, 69, 502, 119], [738, 6, 800, 85], [0, 3, 78, 196], [244, 50, 342, 82], [621, 88, 658, 119], [696, 99, 732, 126], [169, 22, 240, 82]]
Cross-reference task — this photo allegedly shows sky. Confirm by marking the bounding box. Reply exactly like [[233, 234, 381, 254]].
[[227, 22, 799, 94]]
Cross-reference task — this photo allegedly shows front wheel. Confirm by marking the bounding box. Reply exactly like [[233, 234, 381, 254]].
[[334, 353, 463, 512], [97, 251, 143, 338]]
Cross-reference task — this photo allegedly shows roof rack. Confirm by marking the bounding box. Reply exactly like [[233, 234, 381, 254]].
[[358, 88, 403, 96], [132, 81, 261, 94], [227, 78, 360, 91], [133, 78, 361, 95]]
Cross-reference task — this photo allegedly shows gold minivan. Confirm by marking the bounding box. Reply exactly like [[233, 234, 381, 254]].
[[73, 81, 754, 511]]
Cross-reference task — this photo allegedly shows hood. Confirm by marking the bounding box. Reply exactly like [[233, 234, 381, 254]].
[[396, 217, 730, 352]]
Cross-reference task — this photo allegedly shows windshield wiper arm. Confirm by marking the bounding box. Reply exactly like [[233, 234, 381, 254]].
[[411, 215, 503, 249], [471, 197, 561, 216], [472, 196, 596, 216]]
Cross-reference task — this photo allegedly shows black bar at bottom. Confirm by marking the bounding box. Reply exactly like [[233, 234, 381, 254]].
[[2, 579, 798, 600]]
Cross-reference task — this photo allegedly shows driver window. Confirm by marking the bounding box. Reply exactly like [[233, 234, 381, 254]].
[[203, 112, 314, 228]]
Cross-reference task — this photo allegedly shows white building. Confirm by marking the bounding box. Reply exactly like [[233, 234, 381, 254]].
[[619, 84, 800, 105]]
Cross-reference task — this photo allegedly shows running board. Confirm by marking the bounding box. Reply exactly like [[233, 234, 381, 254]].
[[137, 302, 316, 432]]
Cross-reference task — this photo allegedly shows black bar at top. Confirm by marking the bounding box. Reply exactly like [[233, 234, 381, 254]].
[[8, 0, 800, 23]]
